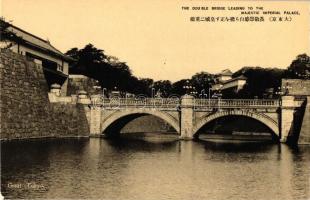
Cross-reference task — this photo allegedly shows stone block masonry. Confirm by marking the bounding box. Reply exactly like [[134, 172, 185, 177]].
[[299, 97, 310, 144], [0, 50, 89, 140], [67, 74, 99, 96], [120, 115, 175, 133]]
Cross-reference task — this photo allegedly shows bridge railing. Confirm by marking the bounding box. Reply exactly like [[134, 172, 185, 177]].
[[91, 97, 180, 109], [90, 96, 281, 109], [194, 99, 280, 108]]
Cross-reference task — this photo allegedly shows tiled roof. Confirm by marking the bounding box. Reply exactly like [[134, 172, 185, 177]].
[[218, 69, 233, 76], [211, 75, 247, 91], [6, 24, 74, 62], [223, 75, 247, 84]]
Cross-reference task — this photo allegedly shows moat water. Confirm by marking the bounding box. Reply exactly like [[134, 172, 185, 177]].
[[1, 134, 310, 199]]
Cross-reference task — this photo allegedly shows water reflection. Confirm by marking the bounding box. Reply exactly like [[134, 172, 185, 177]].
[[1, 136, 309, 199]]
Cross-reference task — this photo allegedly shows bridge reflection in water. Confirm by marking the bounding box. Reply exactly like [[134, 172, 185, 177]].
[[2, 138, 310, 199], [84, 95, 304, 143]]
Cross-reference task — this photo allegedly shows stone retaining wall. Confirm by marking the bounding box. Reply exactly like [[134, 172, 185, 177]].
[[0, 50, 89, 140], [299, 97, 310, 144], [67, 74, 99, 96]]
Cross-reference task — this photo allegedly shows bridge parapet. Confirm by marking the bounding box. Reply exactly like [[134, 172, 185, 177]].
[[89, 96, 283, 110], [194, 99, 280, 109], [48, 89, 90, 104], [91, 97, 180, 110]]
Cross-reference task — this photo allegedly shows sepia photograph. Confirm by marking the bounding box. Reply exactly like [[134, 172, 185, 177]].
[[0, 0, 309, 199]]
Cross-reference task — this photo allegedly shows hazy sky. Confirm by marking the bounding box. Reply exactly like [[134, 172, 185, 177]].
[[1, 0, 309, 81]]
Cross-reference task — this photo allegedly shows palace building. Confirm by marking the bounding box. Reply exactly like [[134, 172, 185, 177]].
[[211, 69, 247, 97], [0, 20, 74, 96]]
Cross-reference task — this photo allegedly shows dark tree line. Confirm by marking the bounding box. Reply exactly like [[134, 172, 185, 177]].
[[66, 44, 153, 95], [65, 44, 215, 97], [286, 54, 310, 79], [232, 67, 286, 98], [66, 44, 310, 98], [233, 54, 310, 98]]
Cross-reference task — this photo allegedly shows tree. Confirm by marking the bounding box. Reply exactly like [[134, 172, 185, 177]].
[[111, 62, 133, 92], [233, 67, 286, 98], [65, 44, 109, 77], [171, 79, 190, 96], [65, 47, 79, 60], [65, 44, 154, 95], [137, 78, 154, 96], [191, 72, 214, 94], [287, 54, 310, 79], [153, 80, 172, 97]]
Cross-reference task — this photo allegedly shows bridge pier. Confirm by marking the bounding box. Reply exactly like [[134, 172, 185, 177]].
[[180, 95, 194, 140], [77, 92, 102, 137], [280, 96, 295, 143], [89, 107, 102, 136]]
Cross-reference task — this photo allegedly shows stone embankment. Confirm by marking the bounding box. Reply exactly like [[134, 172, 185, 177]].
[[0, 50, 89, 140]]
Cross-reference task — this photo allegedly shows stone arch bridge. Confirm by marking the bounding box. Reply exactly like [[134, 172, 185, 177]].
[[79, 94, 305, 143]]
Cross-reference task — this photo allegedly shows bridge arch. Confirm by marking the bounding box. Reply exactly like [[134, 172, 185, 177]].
[[100, 109, 180, 135], [193, 110, 279, 137]]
